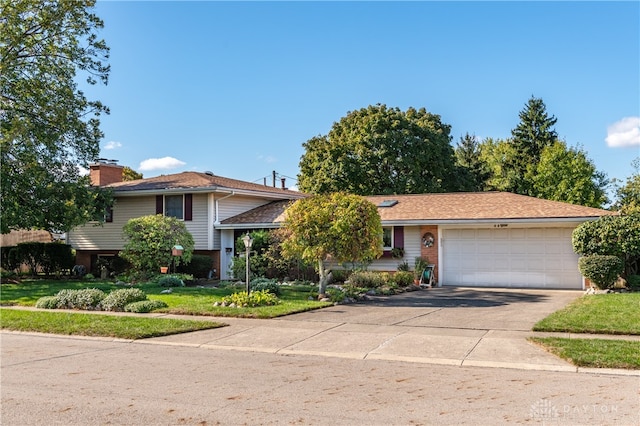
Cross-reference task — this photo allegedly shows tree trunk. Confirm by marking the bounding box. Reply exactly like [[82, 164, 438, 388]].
[[318, 259, 329, 296]]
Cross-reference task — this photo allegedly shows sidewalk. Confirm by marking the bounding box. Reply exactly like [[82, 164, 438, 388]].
[[136, 312, 639, 376]]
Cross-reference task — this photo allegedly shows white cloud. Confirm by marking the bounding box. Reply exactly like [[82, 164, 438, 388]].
[[103, 141, 122, 150], [138, 157, 186, 171], [605, 116, 640, 148], [258, 154, 277, 163]]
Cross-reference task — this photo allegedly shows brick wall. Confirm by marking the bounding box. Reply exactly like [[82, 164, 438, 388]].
[[420, 225, 439, 282]]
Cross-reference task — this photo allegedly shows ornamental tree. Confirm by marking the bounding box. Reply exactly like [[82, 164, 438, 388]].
[[120, 215, 195, 277], [281, 193, 383, 295]]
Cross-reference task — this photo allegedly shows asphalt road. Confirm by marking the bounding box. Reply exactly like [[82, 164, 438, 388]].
[[2, 332, 638, 425]]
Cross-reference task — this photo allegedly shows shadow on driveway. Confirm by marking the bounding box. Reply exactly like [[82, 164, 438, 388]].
[[367, 287, 554, 308]]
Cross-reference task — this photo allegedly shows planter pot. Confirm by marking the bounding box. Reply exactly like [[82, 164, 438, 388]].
[[160, 266, 169, 274]]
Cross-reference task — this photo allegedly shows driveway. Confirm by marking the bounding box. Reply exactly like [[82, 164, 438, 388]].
[[145, 287, 595, 372], [283, 287, 583, 331]]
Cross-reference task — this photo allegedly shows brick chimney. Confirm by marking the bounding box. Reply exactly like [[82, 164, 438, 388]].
[[90, 159, 124, 186]]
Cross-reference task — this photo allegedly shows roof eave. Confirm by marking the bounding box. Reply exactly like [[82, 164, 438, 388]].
[[379, 216, 605, 226]]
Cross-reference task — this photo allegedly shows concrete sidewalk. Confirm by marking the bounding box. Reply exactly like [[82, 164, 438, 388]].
[[5, 287, 639, 376], [139, 312, 640, 376]]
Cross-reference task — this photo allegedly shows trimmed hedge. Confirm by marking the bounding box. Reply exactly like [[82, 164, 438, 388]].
[[124, 300, 168, 313], [578, 255, 624, 290], [99, 288, 147, 312]]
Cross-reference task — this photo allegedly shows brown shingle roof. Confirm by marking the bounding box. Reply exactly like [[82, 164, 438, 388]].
[[221, 192, 615, 226], [366, 192, 615, 222], [106, 171, 302, 197], [221, 200, 294, 225]]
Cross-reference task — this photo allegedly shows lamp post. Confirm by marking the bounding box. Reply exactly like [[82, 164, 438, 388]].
[[241, 233, 253, 296]]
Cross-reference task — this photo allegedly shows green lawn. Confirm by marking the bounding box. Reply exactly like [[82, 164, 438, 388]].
[[533, 293, 640, 335], [0, 279, 332, 318], [531, 293, 640, 370], [0, 308, 223, 339], [530, 337, 640, 370], [0, 279, 331, 338]]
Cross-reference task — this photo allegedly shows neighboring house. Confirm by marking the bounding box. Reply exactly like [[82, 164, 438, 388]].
[[68, 162, 305, 278], [221, 192, 616, 289]]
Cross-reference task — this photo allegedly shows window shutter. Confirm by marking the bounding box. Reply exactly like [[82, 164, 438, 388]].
[[393, 226, 404, 248], [184, 194, 193, 221], [156, 195, 163, 214]]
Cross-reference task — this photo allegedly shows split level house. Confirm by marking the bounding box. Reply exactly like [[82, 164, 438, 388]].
[[69, 161, 616, 289]]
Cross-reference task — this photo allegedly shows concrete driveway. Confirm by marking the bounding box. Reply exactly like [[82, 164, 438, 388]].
[[145, 287, 608, 372], [284, 287, 583, 331]]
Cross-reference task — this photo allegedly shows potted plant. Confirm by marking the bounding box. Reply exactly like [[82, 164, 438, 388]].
[[390, 247, 405, 259]]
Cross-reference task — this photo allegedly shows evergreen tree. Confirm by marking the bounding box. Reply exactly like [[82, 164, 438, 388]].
[[455, 133, 490, 191], [509, 96, 558, 194]]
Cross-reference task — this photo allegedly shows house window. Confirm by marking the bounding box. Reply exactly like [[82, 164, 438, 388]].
[[383, 227, 393, 250], [105, 205, 113, 223], [165, 195, 184, 219]]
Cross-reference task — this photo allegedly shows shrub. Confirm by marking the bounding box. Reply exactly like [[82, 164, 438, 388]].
[[124, 300, 168, 313], [157, 275, 185, 287], [325, 287, 345, 303], [578, 255, 624, 290], [222, 290, 280, 307], [348, 271, 387, 288], [178, 254, 213, 278], [54, 288, 106, 310], [329, 269, 350, 284], [84, 273, 95, 280], [251, 277, 281, 296], [626, 275, 640, 291], [35, 296, 60, 309], [397, 261, 410, 272], [100, 288, 147, 312], [392, 271, 414, 287]]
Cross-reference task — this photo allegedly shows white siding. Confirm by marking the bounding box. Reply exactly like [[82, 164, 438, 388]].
[[184, 193, 209, 250], [216, 195, 271, 221], [328, 226, 422, 272], [68, 197, 155, 250]]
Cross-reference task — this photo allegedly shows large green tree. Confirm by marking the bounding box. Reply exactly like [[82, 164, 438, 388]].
[[281, 192, 383, 295], [297, 104, 461, 195], [1, 0, 111, 233], [613, 158, 640, 214], [508, 96, 558, 194], [454, 133, 490, 191], [530, 141, 608, 208], [478, 138, 520, 192]]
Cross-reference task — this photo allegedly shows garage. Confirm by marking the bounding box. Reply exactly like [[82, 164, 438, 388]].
[[441, 227, 583, 289]]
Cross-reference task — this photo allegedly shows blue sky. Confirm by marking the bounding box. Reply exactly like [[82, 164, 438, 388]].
[[89, 1, 639, 194]]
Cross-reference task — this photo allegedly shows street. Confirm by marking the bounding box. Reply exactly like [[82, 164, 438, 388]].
[[2, 332, 638, 425]]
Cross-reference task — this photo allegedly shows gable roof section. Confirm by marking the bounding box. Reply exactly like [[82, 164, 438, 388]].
[[366, 192, 615, 222], [219, 192, 615, 227], [220, 200, 293, 228], [105, 171, 304, 199]]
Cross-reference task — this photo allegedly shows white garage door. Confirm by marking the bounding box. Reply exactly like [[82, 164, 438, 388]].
[[442, 227, 583, 289]]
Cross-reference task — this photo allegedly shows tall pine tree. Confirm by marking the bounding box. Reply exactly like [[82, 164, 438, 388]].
[[455, 133, 489, 191], [509, 96, 558, 195]]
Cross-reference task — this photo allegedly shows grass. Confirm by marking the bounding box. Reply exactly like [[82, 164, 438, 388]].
[[530, 337, 640, 370], [0, 308, 223, 339], [0, 279, 332, 318], [0, 278, 331, 338], [531, 293, 640, 370], [533, 293, 640, 335]]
